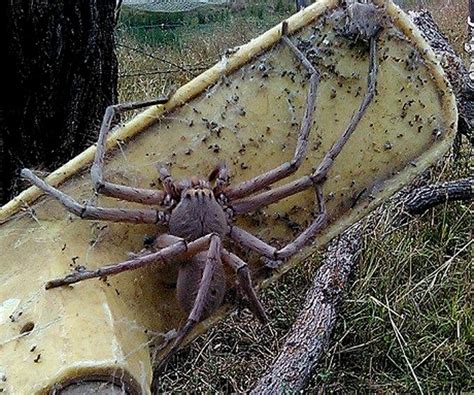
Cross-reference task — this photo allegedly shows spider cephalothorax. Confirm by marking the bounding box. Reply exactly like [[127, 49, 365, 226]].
[[21, 18, 380, 385], [167, 175, 230, 241]]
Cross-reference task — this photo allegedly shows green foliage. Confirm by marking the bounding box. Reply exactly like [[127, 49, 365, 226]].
[[117, 1, 295, 47]]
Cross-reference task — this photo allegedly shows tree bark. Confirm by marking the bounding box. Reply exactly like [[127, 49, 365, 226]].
[[408, 10, 473, 145], [402, 177, 474, 215], [0, 1, 118, 203], [251, 224, 363, 394]]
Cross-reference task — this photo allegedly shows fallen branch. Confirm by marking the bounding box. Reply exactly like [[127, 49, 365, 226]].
[[251, 223, 363, 394], [252, 10, 473, 393], [402, 177, 474, 215]]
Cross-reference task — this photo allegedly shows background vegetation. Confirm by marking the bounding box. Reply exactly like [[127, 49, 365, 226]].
[[116, 0, 472, 392]]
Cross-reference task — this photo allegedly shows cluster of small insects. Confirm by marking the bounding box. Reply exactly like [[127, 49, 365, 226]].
[[21, 3, 382, 388]]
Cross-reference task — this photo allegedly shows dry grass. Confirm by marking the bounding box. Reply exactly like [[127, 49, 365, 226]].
[[116, 1, 473, 392], [117, 12, 287, 104]]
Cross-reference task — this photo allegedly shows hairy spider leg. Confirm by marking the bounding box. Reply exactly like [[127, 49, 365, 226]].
[[21, 168, 168, 226], [150, 233, 267, 324], [44, 233, 217, 289], [223, 22, 320, 201], [91, 97, 170, 205], [154, 235, 223, 378], [228, 37, 378, 264], [209, 161, 230, 195], [221, 248, 268, 324], [229, 185, 326, 262], [156, 164, 180, 201]]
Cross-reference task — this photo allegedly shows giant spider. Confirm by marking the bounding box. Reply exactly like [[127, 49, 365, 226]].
[[21, 20, 378, 378]]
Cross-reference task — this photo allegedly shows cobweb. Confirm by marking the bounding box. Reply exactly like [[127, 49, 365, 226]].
[[122, 0, 230, 13], [0, 4, 455, 393]]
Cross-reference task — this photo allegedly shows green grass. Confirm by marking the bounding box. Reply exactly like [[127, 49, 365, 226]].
[[310, 197, 472, 392], [117, 0, 473, 392], [117, 1, 293, 47]]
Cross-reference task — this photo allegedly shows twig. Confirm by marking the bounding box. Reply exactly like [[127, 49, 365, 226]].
[[402, 177, 474, 215]]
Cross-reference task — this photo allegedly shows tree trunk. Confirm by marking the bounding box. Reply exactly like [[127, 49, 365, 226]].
[[0, 1, 118, 203]]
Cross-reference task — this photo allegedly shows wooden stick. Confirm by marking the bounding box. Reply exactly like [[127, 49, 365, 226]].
[[252, 12, 473, 391], [402, 177, 474, 214], [250, 223, 363, 394]]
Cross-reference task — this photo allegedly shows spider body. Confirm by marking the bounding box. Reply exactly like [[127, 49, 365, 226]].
[[158, 177, 230, 320], [168, 180, 229, 241], [177, 251, 226, 319], [21, 20, 379, 387]]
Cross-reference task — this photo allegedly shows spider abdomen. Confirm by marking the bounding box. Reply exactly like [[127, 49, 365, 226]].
[[169, 187, 229, 240], [176, 252, 226, 319]]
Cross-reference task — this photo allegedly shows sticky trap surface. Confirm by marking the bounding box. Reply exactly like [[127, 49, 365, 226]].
[[0, 1, 456, 393]]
